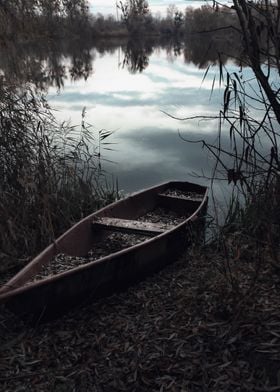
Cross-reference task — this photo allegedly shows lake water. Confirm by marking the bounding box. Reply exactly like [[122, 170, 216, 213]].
[[47, 43, 231, 199], [3, 34, 269, 217]]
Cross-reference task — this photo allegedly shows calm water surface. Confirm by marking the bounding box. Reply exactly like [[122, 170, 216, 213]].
[[48, 46, 228, 195]]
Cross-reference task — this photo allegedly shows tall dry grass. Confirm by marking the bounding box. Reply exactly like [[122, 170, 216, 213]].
[[0, 84, 117, 272]]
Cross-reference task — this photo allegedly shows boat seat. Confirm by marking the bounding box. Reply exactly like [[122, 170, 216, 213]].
[[157, 193, 203, 214], [158, 193, 204, 202], [92, 217, 175, 236]]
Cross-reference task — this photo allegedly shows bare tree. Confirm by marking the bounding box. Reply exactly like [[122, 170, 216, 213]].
[[117, 0, 152, 35], [180, 0, 280, 266]]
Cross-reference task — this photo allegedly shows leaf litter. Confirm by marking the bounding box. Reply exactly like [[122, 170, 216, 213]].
[[27, 207, 189, 281], [1, 246, 280, 391]]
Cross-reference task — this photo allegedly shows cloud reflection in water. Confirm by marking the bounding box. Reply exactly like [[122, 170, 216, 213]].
[[48, 46, 231, 196]]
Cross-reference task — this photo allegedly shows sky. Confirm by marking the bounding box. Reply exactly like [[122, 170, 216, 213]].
[[89, 0, 209, 17]]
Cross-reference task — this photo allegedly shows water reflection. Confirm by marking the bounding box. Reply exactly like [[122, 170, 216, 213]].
[[0, 35, 243, 202], [0, 37, 94, 90], [0, 35, 242, 91], [184, 31, 242, 68], [122, 40, 151, 74]]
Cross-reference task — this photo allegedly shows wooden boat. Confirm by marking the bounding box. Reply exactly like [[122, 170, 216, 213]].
[[0, 181, 208, 321]]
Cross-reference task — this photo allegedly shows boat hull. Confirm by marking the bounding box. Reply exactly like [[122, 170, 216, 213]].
[[0, 181, 208, 322]]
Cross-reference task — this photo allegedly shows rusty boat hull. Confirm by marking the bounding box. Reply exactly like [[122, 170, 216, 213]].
[[0, 181, 208, 321]]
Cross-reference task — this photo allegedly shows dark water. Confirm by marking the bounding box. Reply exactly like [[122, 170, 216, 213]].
[[45, 42, 237, 196], [1, 37, 255, 211]]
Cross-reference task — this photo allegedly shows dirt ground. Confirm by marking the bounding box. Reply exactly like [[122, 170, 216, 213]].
[[1, 247, 280, 391]]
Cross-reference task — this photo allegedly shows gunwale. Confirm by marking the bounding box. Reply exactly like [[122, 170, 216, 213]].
[[0, 180, 208, 319]]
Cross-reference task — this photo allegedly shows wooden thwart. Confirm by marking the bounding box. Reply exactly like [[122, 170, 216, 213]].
[[157, 194, 202, 215], [158, 193, 204, 202], [92, 217, 175, 236]]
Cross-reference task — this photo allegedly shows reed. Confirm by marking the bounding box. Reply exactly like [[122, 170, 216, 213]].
[[172, 0, 280, 308], [0, 84, 117, 272]]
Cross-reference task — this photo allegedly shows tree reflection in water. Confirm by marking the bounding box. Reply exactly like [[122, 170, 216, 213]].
[[0, 33, 242, 91], [0, 37, 94, 90], [122, 40, 151, 74]]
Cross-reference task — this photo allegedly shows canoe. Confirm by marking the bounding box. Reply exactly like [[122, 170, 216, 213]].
[[0, 180, 208, 322]]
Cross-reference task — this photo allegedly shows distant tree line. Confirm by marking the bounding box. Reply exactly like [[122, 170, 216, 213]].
[[90, 1, 239, 39], [0, 0, 240, 42]]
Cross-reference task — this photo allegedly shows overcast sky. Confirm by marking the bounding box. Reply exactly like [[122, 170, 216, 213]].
[[89, 0, 209, 17]]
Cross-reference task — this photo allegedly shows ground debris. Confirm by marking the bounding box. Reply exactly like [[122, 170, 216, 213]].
[[137, 207, 187, 226], [161, 189, 204, 201], [27, 207, 188, 282], [1, 248, 280, 391], [30, 233, 149, 281]]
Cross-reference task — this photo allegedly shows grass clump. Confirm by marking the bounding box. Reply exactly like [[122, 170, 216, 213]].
[[0, 83, 117, 274]]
